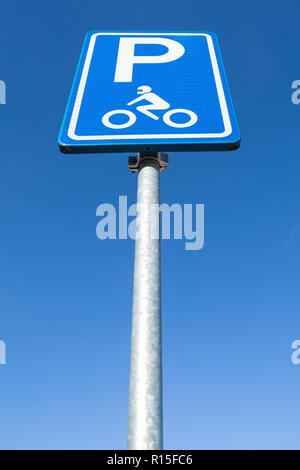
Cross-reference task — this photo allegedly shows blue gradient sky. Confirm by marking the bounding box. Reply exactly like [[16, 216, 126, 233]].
[[1, 0, 300, 450]]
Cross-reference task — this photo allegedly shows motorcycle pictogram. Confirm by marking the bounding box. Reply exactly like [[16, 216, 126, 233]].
[[102, 85, 198, 129]]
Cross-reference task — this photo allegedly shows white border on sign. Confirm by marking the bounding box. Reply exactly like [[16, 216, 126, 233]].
[[68, 32, 232, 141]]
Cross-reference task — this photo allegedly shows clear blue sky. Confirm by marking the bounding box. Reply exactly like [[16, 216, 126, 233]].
[[0, 0, 300, 450]]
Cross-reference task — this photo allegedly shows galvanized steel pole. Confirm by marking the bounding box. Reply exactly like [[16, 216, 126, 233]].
[[127, 152, 168, 450]]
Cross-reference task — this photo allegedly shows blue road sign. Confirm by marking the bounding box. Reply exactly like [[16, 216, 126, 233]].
[[58, 32, 240, 154]]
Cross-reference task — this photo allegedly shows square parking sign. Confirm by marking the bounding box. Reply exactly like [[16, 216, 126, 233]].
[[58, 31, 240, 154]]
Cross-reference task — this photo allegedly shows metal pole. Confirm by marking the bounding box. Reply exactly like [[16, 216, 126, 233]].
[[127, 153, 168, 450]]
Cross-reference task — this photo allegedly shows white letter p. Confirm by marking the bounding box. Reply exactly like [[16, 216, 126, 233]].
[[114, 37, 185, 82]]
